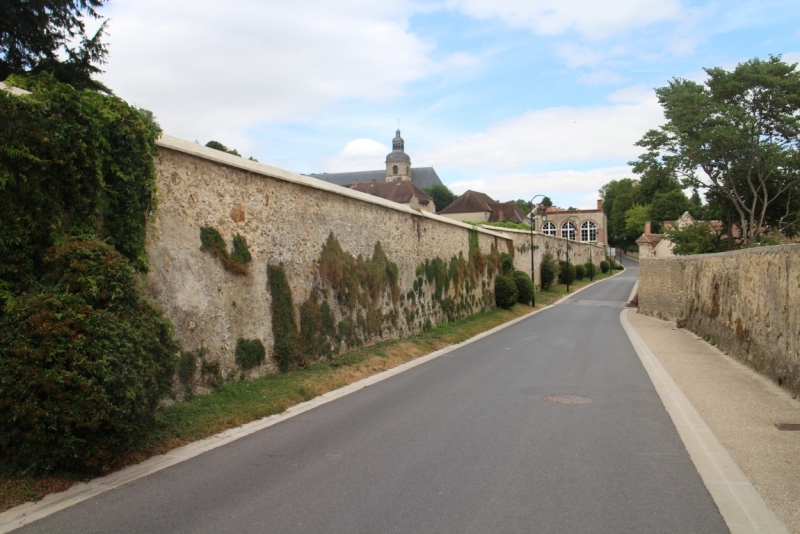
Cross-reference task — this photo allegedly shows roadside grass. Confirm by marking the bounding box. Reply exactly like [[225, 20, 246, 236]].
[[0, 267, 621, 512]]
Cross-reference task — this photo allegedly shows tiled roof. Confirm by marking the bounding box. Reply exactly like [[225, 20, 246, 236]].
[[439, 190, 526, 223], [350, 180, 432, 205], [308, 167, 443, 189], [636, 233, 663, 247]]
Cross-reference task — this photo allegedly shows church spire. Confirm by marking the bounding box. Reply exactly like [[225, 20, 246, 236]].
[[386, 129, 411, 182]]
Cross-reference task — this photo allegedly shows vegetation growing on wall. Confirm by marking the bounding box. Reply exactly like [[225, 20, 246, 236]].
[[199, 227, 252, 275], [267, 264, 298, 372], [235, 338, 266, 370]]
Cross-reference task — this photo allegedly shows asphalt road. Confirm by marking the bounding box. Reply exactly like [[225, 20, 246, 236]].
[[22, 257, 728, 533]]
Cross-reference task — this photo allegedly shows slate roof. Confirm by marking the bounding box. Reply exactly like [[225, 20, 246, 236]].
[[308, 168, 443, 189], [439, 190, 526, 223], [349, 180, 432, 205]]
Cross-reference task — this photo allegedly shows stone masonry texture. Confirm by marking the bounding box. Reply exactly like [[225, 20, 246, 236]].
[[145, 137, 603, 388], [638, 245, 800, 396]]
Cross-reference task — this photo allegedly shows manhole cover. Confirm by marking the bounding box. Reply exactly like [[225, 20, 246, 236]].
[[775, 423, 800, 431], [544, 395, 592, 405]]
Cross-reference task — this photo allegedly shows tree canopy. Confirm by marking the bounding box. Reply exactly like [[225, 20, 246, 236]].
[[630, 56, 800, 247], [1, 0, 109, 92]]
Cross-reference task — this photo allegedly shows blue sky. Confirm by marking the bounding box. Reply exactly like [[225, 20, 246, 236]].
[[98, 0, 800, 208]]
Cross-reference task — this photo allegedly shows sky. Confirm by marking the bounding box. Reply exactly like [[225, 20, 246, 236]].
[[97, 0, 800, 209]]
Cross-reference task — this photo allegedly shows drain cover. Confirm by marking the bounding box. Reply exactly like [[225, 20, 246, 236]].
[[544, 395, 592, 405], [775, 423, 800, 431]]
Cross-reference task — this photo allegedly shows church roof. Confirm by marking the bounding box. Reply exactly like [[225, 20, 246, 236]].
[[386, 129, 411, 164], [308, 167, 443, 189], [349, 180, 433, 205]]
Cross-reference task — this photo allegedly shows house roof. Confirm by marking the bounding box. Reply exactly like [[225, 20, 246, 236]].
[[350, 180, 432, 205], [439, 190, 526, 223], [636, 233, 664, 247], [308, 167, 443, 189]]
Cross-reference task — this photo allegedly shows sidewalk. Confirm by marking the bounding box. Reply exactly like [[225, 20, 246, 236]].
[[625, 309, 800, 534]]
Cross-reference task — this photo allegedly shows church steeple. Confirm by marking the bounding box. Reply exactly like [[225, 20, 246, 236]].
[[386, 129, 411, 182]]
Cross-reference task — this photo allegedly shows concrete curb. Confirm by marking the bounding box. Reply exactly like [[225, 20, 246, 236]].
[[0, 272, 621, 532], [620, 309, 788, 534]]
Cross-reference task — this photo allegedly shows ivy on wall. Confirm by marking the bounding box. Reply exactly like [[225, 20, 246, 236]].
[[199, 227, 252, 276]]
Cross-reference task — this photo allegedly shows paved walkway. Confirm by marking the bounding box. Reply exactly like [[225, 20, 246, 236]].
[[626, 309, 800, 533]]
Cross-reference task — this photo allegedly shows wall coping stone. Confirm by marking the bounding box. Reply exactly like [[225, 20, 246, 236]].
[[156, 134, 508, 240], [639, 243, 800, 262]]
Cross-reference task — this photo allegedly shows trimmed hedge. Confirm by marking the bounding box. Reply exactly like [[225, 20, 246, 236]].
[[494, 276, 518, 309], [0, 239, 178, 474], [558, 261, 576, 285], [540, 252, 559, 290], [575, 264, 586, 280], [600, 260, 610, 273], [584, 262, 597, 279], [513, 271, 534, 305]]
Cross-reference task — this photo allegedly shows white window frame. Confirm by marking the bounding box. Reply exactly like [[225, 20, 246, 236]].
[[542, 221, 556, 236], [561, 221, 577, 240], [581, 221, 597, 242]]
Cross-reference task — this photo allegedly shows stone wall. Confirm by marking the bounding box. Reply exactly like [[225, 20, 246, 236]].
[[146, 136, 513, 386], [638, 245, 800, 395]]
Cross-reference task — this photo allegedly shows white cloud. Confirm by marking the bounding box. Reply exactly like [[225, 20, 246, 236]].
[[420, 96, 663, 172], [576, 69, 628, 86], [446, 0, 682, 39], [100, 0, 456, 142], [783, 51, 800, 65], [319, 138, 389, 172], [448, 166, 632, 208]]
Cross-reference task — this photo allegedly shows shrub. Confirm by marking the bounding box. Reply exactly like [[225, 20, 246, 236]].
[[494, 276, 518, 309], [584, 262, 597, 279], [199, 227, 252, 276], [500, 252, 514, 276], [574, 264, 586, 280], [558, 261, 576, 285], [613, 260, 624, 270], [0, 239, 178, 474], [540, 252, 559, 290], [513, 271, 534, 305], [267, 264, 298, 372], [235, 338, 266, 370], [600, 260, 610, 273]]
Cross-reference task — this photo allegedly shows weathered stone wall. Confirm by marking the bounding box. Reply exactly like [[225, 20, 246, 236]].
[[145, 136, 511, 386], [487, 226, 605, 288], [638, 245, 800, 395]]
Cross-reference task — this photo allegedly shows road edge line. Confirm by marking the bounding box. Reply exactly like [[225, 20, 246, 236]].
[[619, 308, 788, 534]]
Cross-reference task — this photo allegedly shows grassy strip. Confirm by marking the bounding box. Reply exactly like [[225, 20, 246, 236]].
[[0, 268, 621, 512]]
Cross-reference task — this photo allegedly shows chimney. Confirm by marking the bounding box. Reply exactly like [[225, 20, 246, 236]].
[[644, 221, 651, 235], [597, 199, 603, 211]]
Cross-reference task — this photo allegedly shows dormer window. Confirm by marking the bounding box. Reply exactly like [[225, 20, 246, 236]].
[[393, 165, 398, 175]]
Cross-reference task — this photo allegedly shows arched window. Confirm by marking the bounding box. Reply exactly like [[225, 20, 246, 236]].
[[561, 221, 577, 240], [581, 221, 597, 242], [542, 221, 556, 236], [393, 165, 398, 175]]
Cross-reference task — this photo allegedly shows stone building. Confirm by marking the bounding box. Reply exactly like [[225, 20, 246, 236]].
[[531, 201, 608, 245], [348, 179, 434, 213], [438, 190, 527, 224], [309, 130, 443, 191]]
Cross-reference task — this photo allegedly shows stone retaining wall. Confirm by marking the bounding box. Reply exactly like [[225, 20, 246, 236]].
[[146, 136, 516, 386], [638, 245, 800, 395]]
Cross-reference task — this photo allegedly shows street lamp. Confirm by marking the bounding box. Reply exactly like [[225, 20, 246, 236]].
[[564, 215, 579, 293], [529, 195, 546, 307]]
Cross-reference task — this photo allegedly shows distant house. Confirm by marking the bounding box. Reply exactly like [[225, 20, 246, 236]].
[[308, 130, 444, 191], [530, 200, 608, 245], [347, 179, 434, 213], [437, 190, 527, 223], [637, 212, 697, 258]]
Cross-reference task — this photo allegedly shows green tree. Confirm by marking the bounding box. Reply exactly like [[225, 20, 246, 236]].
[[649, 190, 691, 224], [422, 184, 458, 212], [541, 196, 553, 208], [599, 178, 639, 246], [664, 221, 720, 255], [1, 0, 110, 92], [513, 199, 531, 214], [205, 140, 241, 157], [624, 204, 650, 239], [630, 56, 800, 247]]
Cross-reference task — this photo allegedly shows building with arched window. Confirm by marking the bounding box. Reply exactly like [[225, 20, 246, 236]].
[[531, 200, 608, 244]]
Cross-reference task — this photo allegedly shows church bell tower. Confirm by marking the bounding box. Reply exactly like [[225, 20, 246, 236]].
[[385, 129, 411, 182]]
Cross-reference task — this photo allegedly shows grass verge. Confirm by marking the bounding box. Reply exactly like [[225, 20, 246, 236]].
[[0, 268, 621, 512]]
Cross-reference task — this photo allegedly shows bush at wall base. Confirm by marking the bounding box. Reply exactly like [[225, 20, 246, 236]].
[[0, 239, 178, 475], [513, 271, 534, 305], [600, 260, 610, 273], [494, 276, 518, 309], [558, 261, 576, 285], [540, 252, 559, 290], [584, 262, 597, 278], [575, 264, 586, 281]]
